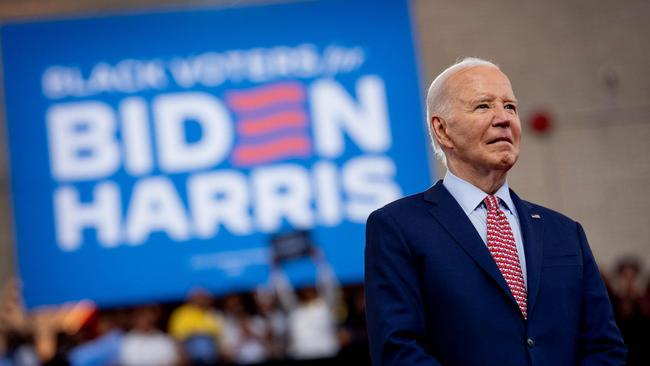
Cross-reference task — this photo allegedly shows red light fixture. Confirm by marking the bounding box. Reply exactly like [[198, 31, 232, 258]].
[[529, 111, 553, 134]]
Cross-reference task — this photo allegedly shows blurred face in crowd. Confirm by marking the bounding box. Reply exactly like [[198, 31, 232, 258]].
[[433, 66, 521, 177], [223, 294, 245, 315], [188, 289, 213, 309], [132, 306, 160, 331], [299, 287, 318, 303]]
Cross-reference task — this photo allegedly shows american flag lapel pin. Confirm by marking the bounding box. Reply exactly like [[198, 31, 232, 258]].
[[531, 214, 541, 219]]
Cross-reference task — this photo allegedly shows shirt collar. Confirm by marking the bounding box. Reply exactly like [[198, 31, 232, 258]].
[[442, 170, 516, 215]]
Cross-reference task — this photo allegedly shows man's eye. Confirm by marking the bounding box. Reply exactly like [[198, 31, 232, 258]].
[[505, 104, 517, 112], [476, 104, 489, 110]]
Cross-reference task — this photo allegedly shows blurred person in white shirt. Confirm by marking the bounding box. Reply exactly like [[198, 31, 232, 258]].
[[270, 248, 341, 360], [220, 294, 270, 364], [119, 305, 179, 366]]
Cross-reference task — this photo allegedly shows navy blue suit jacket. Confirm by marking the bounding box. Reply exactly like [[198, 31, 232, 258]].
[[365, 181, 626, 365]]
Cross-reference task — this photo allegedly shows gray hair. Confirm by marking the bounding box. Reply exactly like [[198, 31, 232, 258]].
[[425, 57, 500, 165]]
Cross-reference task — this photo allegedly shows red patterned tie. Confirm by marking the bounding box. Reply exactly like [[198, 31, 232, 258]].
[[484, 195, 528, 318]]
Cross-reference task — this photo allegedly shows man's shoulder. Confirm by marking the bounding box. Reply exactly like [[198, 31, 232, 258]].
[[375, 190, 429, 215], [386, 189, 429, 208], [366, 189, 432, 227]]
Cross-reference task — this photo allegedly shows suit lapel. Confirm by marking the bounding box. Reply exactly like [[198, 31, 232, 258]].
[[424, 182, 516, 305], [510, 189, 544, 317]]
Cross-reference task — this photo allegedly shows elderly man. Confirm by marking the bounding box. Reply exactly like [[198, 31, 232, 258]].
[[364, 58, 626, 365]]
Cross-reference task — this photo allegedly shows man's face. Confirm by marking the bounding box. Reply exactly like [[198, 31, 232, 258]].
[[439, 66, 521, 174]]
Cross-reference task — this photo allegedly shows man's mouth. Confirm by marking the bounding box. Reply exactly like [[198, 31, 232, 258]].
[[487, 137, 512, 145]]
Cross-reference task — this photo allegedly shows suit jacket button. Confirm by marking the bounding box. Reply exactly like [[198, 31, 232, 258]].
[[527, 338, 535, 347]]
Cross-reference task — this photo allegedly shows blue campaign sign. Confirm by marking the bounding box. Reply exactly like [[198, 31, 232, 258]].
[[1, 0, 432, 308]]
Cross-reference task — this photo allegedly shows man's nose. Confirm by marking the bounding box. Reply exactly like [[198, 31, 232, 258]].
[[492, 106, 511, 128]]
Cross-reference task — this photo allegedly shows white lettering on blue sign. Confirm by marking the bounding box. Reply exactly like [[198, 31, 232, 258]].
[[47, 75, 401, 251]]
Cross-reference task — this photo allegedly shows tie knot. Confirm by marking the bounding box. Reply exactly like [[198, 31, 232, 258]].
[[484, 195, 500, 211]]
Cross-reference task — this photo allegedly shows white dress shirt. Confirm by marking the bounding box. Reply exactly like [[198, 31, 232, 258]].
[[442, 170, 528, 287]]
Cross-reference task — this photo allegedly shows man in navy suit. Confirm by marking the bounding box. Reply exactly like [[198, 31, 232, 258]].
[[364, 57, 626, 365]]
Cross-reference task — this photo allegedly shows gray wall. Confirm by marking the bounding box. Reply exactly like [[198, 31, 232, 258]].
[[0, 0, 649, 288]]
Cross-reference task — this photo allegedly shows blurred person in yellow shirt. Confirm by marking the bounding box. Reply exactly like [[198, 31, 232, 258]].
[[168, 289, 223, 365]]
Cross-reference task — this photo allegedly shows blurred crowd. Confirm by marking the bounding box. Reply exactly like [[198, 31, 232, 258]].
[[2, 254, 649, 366], [603, 257, 650, 366], [0, 252, 370, 366]]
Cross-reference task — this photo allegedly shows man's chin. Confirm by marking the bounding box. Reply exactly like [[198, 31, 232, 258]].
[[491, 154, 518, 171]]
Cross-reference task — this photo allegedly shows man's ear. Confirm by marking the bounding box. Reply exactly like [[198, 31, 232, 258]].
[[431, 116, 454, 149]]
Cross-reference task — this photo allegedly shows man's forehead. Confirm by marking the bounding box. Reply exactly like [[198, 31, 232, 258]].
[[468, 93, 518, 104], [448, 66, 516, 101]]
